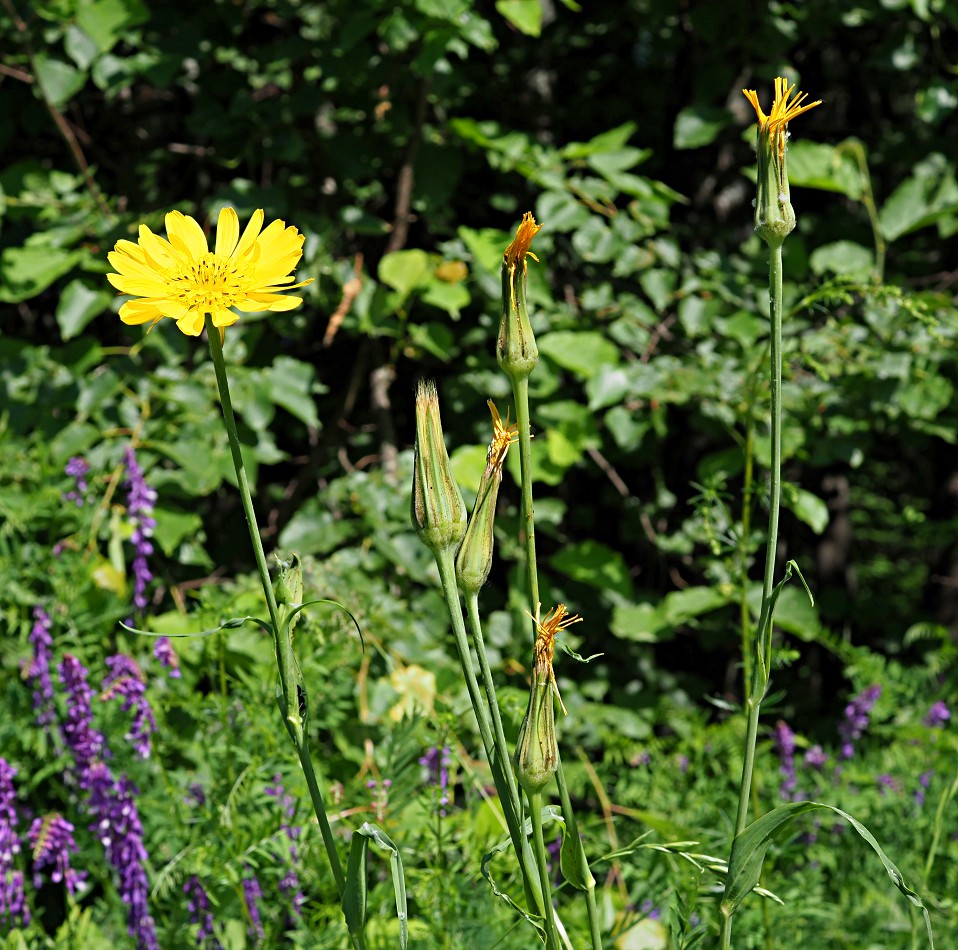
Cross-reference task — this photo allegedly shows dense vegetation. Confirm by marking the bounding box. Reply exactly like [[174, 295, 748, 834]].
[[1, 0, 956, 947]]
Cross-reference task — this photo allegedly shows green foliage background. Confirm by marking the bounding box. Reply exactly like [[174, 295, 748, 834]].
[[2, 0, 957, 947]]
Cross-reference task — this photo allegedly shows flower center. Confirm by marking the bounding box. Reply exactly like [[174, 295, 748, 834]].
[[166, 252, 252, 311]]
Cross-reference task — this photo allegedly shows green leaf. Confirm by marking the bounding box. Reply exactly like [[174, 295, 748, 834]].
[[379, 249, 432, 299], [76, 0, 149, 53], [809, 240, 874, 278], [33, 56, 86, 108], [266, 357, 321, 429], [782, 485, 830, 534], [0, 245, 80, 303], [722, 801, 934, 948], [673, 106, 729, 150], [879, 158, 958, 242], [786, 141, 863, 200], [495, 0, 542, 36], [56, 279, 112, 340], [538, 331, 620, 379], [550, 540, 633, 599], [344, 824, 408, 949]]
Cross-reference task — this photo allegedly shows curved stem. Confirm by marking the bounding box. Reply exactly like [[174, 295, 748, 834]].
[[721, 241, 785, 950], [205, 319, 347, 904]]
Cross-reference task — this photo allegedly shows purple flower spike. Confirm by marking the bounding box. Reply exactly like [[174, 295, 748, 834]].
[[419, 745, 453, 816], [102, 655, 156, 759], [265, 775, 305, 918], [803, 745, 828, 770], [59, 654, 108, 772], [773, 721, 798, 800], [838, 684, 881, 759], [26, 606, 56, 727], [64, 456, 90, 506], [28, 813, 86, 896], [243, 874, 265, 943], [184, 876, 222, 949], [152, 636, 181, 679], [124, 446, 157, 611], [924, 701, 950, 728], [0, 759, 30, 929]]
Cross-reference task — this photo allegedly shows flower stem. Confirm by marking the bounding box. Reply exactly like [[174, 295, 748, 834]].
[[720, 240, 785, 950], [528, 790, 560, 950], [205, 320, 349, 909], [435, 553, 546, 919], [511, 374, 603, 949]]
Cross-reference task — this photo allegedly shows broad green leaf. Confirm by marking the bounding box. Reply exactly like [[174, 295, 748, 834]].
[[278, 499, 356, 556], [33, 56, 86, 107], [673, 106, 730, 150], [266, 356, 321, 429], [0, 246, 80, 302], [809, 240, 874, 278], [879, 159, 958, 241], [610, 602, 666, 643], [661, 585, 732, 626], [722, 801, 934, 948], [538, 331, 619, 379], [550, 540, 633, 599], [782, 485, 830, 534], [76, 0, 149, 53], [495, 0, 542, 36], [56, 279, 112, 340], [379, 249, 432, 299], [786, 141, 863, 199]]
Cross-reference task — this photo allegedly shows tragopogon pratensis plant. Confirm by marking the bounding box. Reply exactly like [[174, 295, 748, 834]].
[[719, 78, 934, 950], [107, 209, 407, 950]]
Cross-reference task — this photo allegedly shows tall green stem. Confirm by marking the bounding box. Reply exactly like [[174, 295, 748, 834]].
[[528, 791, 559, 950], [205, 320, 350, 911], [720, 241, 784, 950], [510, 375, 603, 949]]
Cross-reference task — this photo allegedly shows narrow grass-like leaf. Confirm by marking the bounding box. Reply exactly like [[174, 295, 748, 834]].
[[354, 823, 408, 950], [480, 831, 546, 937], [343, 828, 369, 943], [721, 801, 934, 947], [119, 616, 272, 637]]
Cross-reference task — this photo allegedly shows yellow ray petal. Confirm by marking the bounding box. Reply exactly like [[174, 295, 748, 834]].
[[166, 210, 208, 259], [214, 207, 240, 258], [235, 209, 265, 258]]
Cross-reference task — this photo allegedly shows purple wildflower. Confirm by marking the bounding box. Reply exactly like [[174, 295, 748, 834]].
[[0, 759, 30, 930], [59, 654, 108, 771], [152, 637, 181, 679], [64, 456, 90, 506], [59, 656, 158, 949], [677, 755, 689, 774], [838, 684, 881, 759], [123, 446, 157, 611], [28, 813, 86, 896], [633, 750, 652, 767], [26, 606, 56, 727], [773, 721, 797, 800], [184, 875, 221, 948], [243, 874, 265, 943], [264, 775, 305, 917], [639, 898, 662, 921], [803, 745, 828, 770], [102, 655, 156, 759], [924, 701, 950, 728], [915, 770, 934, 807], [86, 765, 158, 950], [419, 745, 452, 816], [876, 773, 899, 796]]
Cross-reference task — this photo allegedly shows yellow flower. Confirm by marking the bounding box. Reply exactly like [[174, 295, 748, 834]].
[[107, 208, 314, 336], [484, 399, 519, 478], [498, 212, 542, 382], [741, 77, 822, 245], [530, 603, 582, 716], [742, 77, 822, 163], [503, 211, 541, 272]]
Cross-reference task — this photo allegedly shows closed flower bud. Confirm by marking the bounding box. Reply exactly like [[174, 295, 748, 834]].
[[742, 78, 821, 247], [273, 553, 303, 637], [497, 213, 541, 382], [514, 604, 582, 795], [456, 401, 518, 595], [411, 380, 467, 556]]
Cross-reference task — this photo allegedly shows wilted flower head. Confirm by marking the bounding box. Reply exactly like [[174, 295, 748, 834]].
[[455, 400, 518, 594], [514, 604, 582, 793], [742, 77, 822, 245], [107, 208, 313, 336], [498, 212, 542, 382], [410, 380, 467, 556]]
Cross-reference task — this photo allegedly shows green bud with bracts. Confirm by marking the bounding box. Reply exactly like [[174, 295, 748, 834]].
[[411, 379, 467, 557], [497, 213, 541, 383], [742, 77, 822, 247], [455, 401, 517, 596], [514, 604, 582, 795]]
